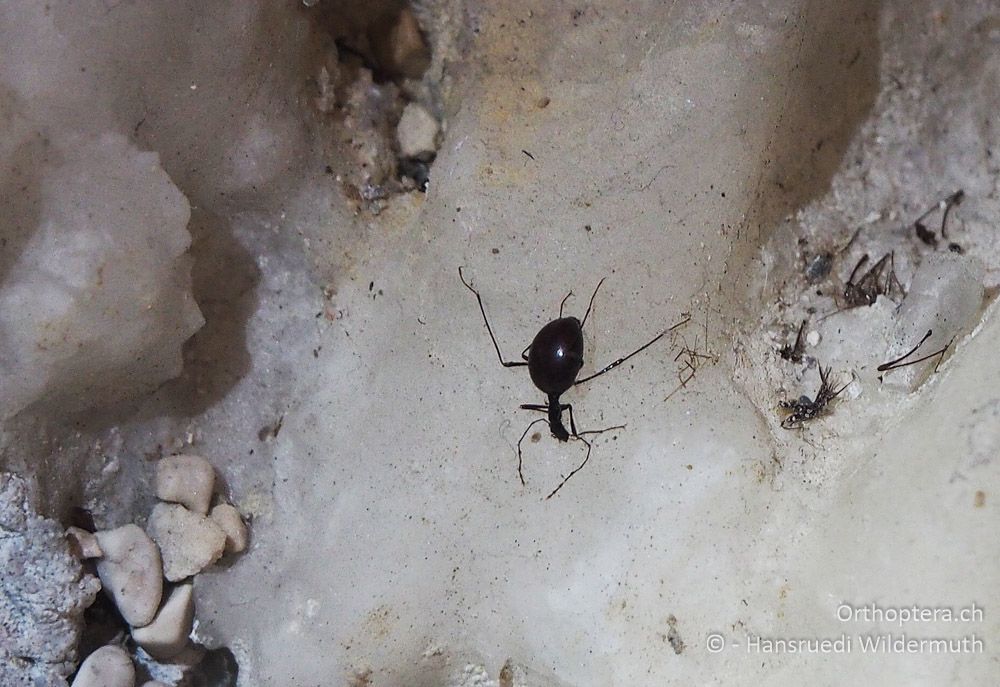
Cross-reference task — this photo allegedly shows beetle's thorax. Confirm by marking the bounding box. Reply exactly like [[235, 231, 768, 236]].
[[547, 392, 570, 441]]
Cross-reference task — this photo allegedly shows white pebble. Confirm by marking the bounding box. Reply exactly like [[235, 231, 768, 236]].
[[71, 645, 135, 687], [148, 503, 226, 581], [155, 454, 215, 514], [806, 330, 821, 346], [95, 525, 163, 627], [66, 526, 103, 559], [396, 103, 440, 159], [210, 503, 249, 554], [131, 583, 195, 660]]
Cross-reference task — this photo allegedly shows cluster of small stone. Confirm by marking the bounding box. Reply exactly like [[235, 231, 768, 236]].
[[69, 455, 248, 687], [313, 4, 443, 206]]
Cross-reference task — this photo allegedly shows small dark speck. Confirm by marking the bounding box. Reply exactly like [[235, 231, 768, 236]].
[[949, 243, 964, 254], [492, 247, 500, 254], [369, 281, 374, 292], [585, 224, 592, 232], [325, 165, 334, 174]]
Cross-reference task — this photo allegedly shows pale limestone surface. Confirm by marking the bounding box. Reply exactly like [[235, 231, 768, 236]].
[[95, 525, 163, 628], [0, 1, 998, 686]]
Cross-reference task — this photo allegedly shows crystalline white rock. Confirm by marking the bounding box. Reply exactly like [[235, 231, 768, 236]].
[[0, 132, 203, 418], [887, 253, 985, 390]]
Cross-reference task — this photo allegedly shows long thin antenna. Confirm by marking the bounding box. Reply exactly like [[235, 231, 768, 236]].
[[580, 278, 606, 329], [575, 314, 689, 386], [559, 291, 574, 318]]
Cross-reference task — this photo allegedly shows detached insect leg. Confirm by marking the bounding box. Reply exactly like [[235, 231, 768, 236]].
[[459, 267, 528, 368]]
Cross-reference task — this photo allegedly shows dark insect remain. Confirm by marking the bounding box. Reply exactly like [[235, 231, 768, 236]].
[[843, 251, 903, 307], [911, 189, 964, 248], [459, 267, 670, 498], [877, 329, 952, 378], [779, 320, 807, 363], [779, 365, 849, 429]]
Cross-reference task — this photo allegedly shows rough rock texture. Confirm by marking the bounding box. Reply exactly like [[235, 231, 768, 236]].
[[0, 474, 100, 685], [147, 503, 226, 582]]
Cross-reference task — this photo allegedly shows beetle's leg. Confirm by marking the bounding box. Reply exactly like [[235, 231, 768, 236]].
[[519, 405, 624, 498], [459, 267, 528, 368], [545, 435, 591, 499], [520, 343, 531, 361], [561, 403, 578, 436], [516, 418, 549, 486], [575, 422, 626, 438]]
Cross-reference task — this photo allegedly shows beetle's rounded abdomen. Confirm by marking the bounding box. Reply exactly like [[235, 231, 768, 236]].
[[528, 317, 584, 395]]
